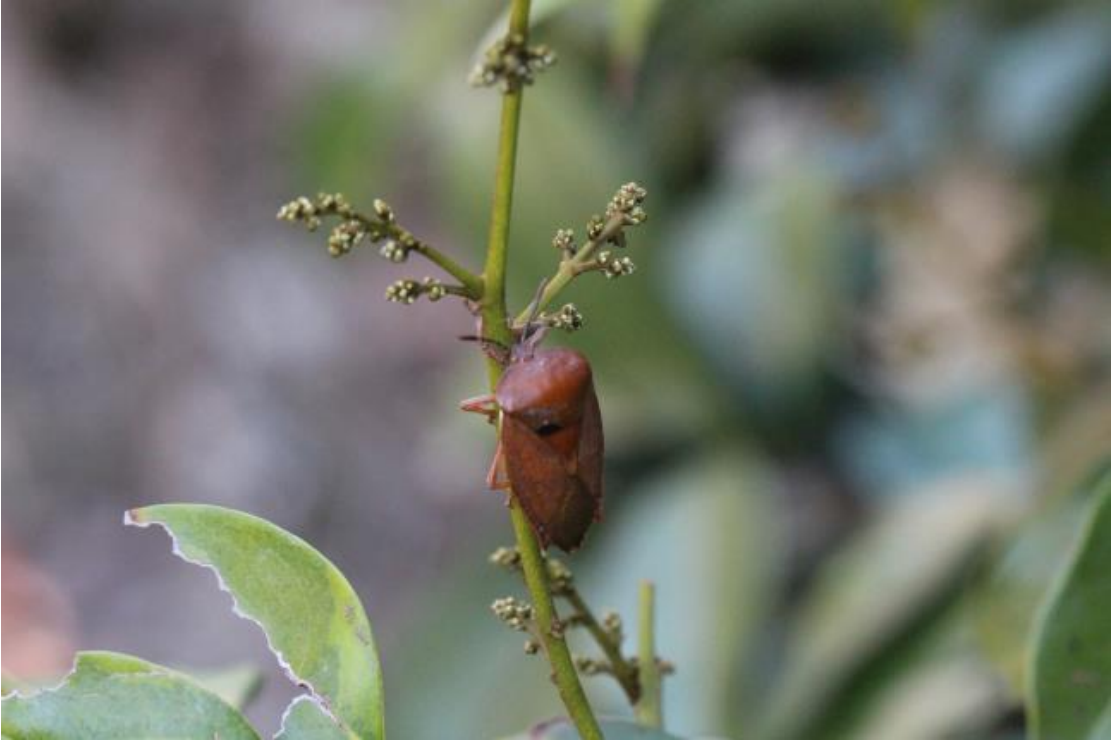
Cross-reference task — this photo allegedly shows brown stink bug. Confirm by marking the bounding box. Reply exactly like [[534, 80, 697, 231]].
[[461, 324, 603, 552]]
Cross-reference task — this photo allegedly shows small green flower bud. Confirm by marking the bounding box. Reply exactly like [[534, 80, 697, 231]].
[[422, 277, 447, 302], [373, 198, 394, 223], [586, 214, 605, 241], [489, 546, 522, 568], [378, 240, 409, 263], [385, 279, 420, 304], [327, 220, 367, 257], [470, 33, 557, 92], [597, 251, 635, 279], [546, 304, 584, 332], [491, 596, 535, 631], [552, 228, 576, 254]]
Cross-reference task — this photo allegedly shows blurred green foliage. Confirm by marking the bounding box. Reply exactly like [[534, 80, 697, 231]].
[[7, 0, 1107, 738], [307, 0, 1107, 737], [284, 0, 1111, 733], [1028, 471, 1111, 740]]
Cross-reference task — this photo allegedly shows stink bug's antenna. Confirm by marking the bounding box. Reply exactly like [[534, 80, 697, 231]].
[[458, 334, 512, 366], [519, 279, 550, 357]]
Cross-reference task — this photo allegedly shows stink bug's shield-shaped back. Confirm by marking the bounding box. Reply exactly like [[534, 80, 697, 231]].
[[495, 347, 604, 552]]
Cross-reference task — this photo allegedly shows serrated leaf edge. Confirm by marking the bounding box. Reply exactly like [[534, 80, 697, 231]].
[[123, 510, 354, 737]]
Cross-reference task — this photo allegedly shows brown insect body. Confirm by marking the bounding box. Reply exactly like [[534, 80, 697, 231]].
[[495, 347, 604, 551]]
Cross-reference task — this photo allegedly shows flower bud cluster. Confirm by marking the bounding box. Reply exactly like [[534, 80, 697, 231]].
[[327, 220, 368, 257], [545, 556, 574, 595], [575, 182, 648, 256], [489, 546, 521, 569], [544, 304, 585, 332], [278, 194, 351, 231], [552, 228, 576, 256], [585, 214, 606, 242], [597, 251, 636, 279], [385, 277, 450, 304], [278, 193, 423, 260], [491, 596, 534, 632], [606, 182, 648, 227], [469, 33, 556, 92]]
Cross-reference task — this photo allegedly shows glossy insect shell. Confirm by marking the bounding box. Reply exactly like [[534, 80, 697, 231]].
[[496, 347, 603, 552]]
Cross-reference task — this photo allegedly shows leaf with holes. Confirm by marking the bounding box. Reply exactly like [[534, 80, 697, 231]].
[[1, 651, 258, 739], [277, 695, 361, 740], [126, 504, 384, 740]]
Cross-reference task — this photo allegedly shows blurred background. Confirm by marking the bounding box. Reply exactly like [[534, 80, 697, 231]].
[[3, 0, 1111, 737]]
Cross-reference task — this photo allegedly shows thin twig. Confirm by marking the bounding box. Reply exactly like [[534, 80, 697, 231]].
[[511, 213, 626, 329], [634, 581, 662, 728], [562, 589, 641, 704]]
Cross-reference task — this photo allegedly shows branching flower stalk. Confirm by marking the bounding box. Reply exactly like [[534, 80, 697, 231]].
[[278, 192, 482, 299], [279, 1, 659, 736], [513, 184, 645, 330], [492, 547, 642, 704]]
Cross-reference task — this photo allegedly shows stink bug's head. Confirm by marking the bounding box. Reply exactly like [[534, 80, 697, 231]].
[[459, 278, 551, 366]]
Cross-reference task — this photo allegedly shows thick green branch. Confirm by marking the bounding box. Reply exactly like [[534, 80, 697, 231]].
[[480, 91, 523, 355], [478, 2, 604, 739]]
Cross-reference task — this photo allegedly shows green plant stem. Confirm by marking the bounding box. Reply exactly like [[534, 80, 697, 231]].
[[635, 581, 662, 728], [479, 94, 522, 355], [563, 589, 641, 703], [511, 213, 626, 328], [510, 511, 604, 740], [478, 2, 604, 739], [412, 243, 483, 298]]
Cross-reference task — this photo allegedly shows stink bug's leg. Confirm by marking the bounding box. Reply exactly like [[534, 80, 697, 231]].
[[460, 394, 498, 423], [458, 335, 511, 366], [524, 278, 548, 325], [487, 439, 511, 490], [518, 279, 551, 355]]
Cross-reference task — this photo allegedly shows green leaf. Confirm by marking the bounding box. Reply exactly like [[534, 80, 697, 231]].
[[1, 651, 258, 739], [1028, 470, 1111, 740], [126, 504, 384, 740], [970, 492, 1090, 697], [578, 449, 781, 736], [277, 696, 361, 740], [499, 717, 687, 739], [756, 483, 1011, 740]]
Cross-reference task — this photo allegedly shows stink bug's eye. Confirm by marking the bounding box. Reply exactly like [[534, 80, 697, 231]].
[[534, 421, 562, 437]]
